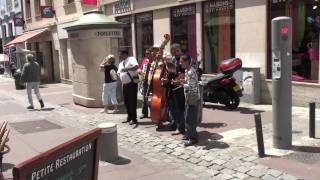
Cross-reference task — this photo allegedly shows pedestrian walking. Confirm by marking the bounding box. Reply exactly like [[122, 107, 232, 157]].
[[179, 54, 200, 146], [99, 54, 119, 113], [117, 47, 139, 128], [21, 54, 44, 109]]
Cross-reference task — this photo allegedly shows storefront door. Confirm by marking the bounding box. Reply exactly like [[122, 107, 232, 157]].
[[171, 4, 197, 60], [116, 16, 133, 55], [135, 12, 153, 62], [203, 0, 235, 73]]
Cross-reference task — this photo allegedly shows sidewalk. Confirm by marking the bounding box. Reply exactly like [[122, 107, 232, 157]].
[[1, 75, 320, 179]]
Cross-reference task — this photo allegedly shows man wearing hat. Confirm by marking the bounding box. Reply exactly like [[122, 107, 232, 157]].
[[117, 47, 139, 128]]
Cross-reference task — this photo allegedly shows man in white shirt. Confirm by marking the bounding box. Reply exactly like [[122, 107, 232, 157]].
[[117, 47, 139, 128]]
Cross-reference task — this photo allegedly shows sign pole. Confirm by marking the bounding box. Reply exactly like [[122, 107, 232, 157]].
[[271, 17, 292, 149]]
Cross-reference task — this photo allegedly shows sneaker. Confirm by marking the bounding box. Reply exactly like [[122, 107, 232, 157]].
[[184, 139, 198, 147], [39, 100, 44, 108], [27, 105, 34, 109]]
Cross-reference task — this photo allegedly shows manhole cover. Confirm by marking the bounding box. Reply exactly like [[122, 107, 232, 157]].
[[10, 120, 63, 134], [284, 152, 320, 164]]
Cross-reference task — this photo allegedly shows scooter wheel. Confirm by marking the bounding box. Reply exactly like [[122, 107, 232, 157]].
[[225, 95, 240, 110]]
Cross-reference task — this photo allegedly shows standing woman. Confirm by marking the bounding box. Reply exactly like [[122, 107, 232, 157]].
[[99, 54, 119, 113]]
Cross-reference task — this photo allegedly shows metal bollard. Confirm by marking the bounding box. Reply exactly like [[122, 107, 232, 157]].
[[309, 102, 316, 138], [98, 122, 118, 162], [254, 113, 265, 157]]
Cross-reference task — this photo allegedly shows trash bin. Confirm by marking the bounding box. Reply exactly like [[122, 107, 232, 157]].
[[13, 72, 25, 90]]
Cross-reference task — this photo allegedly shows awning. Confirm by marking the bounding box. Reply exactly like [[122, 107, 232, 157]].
[[4, 29, 48, 48]]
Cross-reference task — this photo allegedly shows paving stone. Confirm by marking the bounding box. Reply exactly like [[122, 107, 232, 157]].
[[172, 151, 182, 156], [234, 166, 251, 173], [166, 143, 178, 149], [185, 173, 200, 179], [220, 168, 236, 175], [206, 169, 220, 176], [215, 173, 233, 180], [198, 160, 214, 167], [233, 172, 249, 180], [261, 174, 277, 180], [212, 159, 227, 165], [155, 145, 165, 149], [191, 153, 202, 158], [267, 169, 282, 177], [279, 174, 298, 180], [202, 154, 215, 162], [241, 161, 256, 167], [174, 147, 185, 152], [179, 154, 190, 160], [188, 157, 202, 164], [210, 164, 225, 171], [247, 169, 266, 178], [223, 162, 238, 169], [164, 148, 173, 154], [242, 156, 258, 162]]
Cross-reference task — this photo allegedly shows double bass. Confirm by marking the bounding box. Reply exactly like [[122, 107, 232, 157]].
[[150, 34, 171, 125]]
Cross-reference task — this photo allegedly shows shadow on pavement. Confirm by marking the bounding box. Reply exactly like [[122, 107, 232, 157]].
[[109, 156, 131, 165], [203, 104, 265, 114], [40, 108, 55, 111], [1, 163, 14, 171], [292, 145, 320, 153], [197, 131, 230, 150], [199, 122, 227, 129]]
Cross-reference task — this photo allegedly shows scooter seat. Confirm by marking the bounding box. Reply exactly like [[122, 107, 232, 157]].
[[207, 73, 227, 85]]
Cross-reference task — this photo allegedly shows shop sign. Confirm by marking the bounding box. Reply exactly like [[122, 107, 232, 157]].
[[95, 30, 123, 38], [205, 0, 233, 13], [172, 5, 196, 18], [13, 16, 24, 26], [40, 6, 54, 18], [136, 13, 152, 23], [114, 0, 131, 14], [13, 129, 101, 180]]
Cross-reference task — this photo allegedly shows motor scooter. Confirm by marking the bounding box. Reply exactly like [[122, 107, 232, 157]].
[[202, 58, 243, 109]]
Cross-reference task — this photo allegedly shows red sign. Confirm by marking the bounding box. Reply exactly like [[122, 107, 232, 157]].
[[83, 0, 97, 5], [13, 128, 101, 180]]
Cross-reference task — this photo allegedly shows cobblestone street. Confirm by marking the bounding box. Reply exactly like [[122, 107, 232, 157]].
[[1, 76, 320, 179]]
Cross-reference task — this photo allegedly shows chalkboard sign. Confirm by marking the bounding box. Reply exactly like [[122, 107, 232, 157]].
[[13, 128, 101, 180]]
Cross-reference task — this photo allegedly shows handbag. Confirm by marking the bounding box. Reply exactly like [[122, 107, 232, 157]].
[[185, 93, 200, 106]]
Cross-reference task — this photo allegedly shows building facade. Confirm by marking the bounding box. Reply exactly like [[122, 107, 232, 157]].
[[100, 0, 320, 107], [0, 0, 23, 59], [21, 0, 96, 83]]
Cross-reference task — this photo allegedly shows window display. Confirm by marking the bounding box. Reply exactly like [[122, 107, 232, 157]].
[[203, 0, 235, 73], [270, 0, 320, 82]]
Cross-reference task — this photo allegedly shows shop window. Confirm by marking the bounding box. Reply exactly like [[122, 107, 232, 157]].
[[203, 0, 235, 73], [269, 0, 320, 83], [8, 23, 13, 38], [135, 12, 153, 62], [45, 0, 52, 6], [35, 0, 41, 16], [171, 4, 197, 60], [116, 16, 133, 55], [25, 0, 31, 19]]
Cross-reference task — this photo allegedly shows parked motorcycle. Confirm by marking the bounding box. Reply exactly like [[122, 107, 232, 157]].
[[202, 58, 243, 109]]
